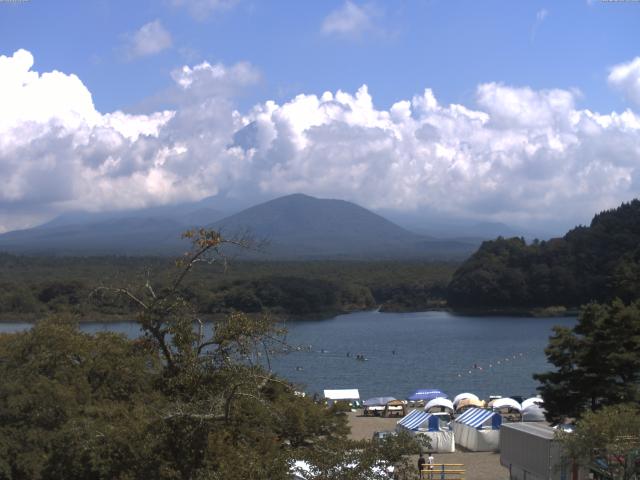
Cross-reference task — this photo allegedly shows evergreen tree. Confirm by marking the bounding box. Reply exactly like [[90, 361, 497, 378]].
[[534, 299, 640, 423]]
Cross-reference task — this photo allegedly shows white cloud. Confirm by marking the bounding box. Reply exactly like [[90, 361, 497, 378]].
[[608, 57, 640, 106], [1, 48, 640, 233], [170, 60, 260, 98], [124, 20, 173, 59], [531, 8, 549, 42], [322, 1, 374, 36], [171, 0, 238, 21]]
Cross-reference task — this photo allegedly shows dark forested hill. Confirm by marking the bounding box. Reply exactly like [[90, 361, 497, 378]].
[[447, 199, 640, 309]]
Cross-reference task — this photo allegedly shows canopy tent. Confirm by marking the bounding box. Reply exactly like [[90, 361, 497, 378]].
[[521, 397, 544, 410], [407, 389, 447, 402], [425, 397, 454, 413], [323, 389, 360, 408], [453, 392, 480, 407], [397, 410, 439, 431], [363, 396, 396, 406], [453, 407, 502, 452], [491, 397, 522, 412], [363, 397, 402, 417], [456, 398, 486, 412], [396, 410, 455, 453], [522, 404, 546, 422], [384, 399, 407, 417]]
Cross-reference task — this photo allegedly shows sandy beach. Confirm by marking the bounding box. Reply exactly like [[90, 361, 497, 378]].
[[347, 411, 510, 480]]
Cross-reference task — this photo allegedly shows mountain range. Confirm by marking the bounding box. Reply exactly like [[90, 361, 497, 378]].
[[0, 194, 516, 259]]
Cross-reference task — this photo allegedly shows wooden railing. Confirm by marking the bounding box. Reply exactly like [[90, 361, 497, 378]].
[[420, 463, 465, 480]]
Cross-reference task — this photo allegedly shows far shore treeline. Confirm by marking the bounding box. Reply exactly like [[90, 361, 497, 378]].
[[0, 257, 453, 321], [1, 199, 640, 321]]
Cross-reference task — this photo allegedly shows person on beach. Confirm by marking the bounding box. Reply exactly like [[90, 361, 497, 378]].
[[417, 453, 426, 479], [427, 452, 435, 479]]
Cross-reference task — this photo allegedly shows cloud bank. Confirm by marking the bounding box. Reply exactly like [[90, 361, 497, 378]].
[[1, 48, 640, 233]]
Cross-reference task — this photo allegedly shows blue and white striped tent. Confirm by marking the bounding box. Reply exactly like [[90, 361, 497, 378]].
[[455, 408, 502, 429], [396, 410, 456, 452], [397, 410, 439, 432], [453, 408, 501, 451]]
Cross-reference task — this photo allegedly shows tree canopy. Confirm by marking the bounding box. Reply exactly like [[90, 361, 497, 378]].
[[534, 299, 640, 423], [0, 229, 423, 479], [447, 199, 640, 309], [558, 404, 640, 480]]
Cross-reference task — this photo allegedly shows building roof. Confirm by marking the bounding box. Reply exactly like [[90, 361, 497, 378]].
[[323, 389, 360, 400], [501, 422, 555, 440]]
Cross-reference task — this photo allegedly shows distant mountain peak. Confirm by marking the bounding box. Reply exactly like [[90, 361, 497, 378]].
[[0, 193, 476, 259]]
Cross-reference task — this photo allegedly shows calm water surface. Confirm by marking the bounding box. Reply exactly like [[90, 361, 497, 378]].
[[0, 310, 576, 401]]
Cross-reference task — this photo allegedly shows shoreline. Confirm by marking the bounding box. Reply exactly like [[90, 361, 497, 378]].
[[0, 304, 579, 324]]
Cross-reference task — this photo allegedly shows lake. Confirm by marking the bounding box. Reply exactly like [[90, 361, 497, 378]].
[[0, 310, 576, 401]]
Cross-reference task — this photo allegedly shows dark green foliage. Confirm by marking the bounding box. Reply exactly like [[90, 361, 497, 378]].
[[0, 317, 163, 479], [0, 256, 456, 320], [214, 276, 374, 316], [534, 299, 640, 423], [0, 316, 353, 479], [448, 199, 640, 308], [558, 404, 640, 480]]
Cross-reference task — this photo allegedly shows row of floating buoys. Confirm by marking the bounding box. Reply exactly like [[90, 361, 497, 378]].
[[455, 350, 534, 378]]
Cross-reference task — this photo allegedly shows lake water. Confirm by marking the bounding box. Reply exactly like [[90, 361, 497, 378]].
[[0, 310, 576, 401]]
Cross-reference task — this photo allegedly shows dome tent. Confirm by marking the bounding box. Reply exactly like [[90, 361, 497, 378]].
[[424, 397, 454, 413], [522, 404, 546, 422], [456, 398, 486, 412], [453, 392, 479, 408], [491, 397, 522, 411], [521, 397, 544, 410]]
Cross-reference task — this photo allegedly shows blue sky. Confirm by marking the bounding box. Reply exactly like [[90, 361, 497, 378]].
[[2, 0, 637, 113], [0, 0, 639, 233]]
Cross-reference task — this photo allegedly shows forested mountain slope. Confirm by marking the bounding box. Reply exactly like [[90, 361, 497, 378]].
[[447, 200, 640, 308]]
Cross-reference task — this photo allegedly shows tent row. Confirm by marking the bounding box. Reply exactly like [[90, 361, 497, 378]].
[[395, 405, 547, 453], [396, 408, 504, 452], [324, 389, 543, 413]]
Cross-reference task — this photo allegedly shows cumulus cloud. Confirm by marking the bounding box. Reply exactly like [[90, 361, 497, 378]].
[[1, 48, 640, 233], [321, 1, 375, 37], [236, 85, 640, 225], [170, 60, 260, 100], [124, 20, 173, 59], [171, 0, 238, 21], [608, 57, 640, 106]]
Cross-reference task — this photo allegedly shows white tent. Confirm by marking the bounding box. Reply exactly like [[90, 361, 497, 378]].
[[396, 410, 455, 453], [491, 397, 522, 411], [521, 397, 544, 410], [323, 389, 360, 407], [453, 407, 502, 452], [522, 404, 546, 422], [425, 397, 454, 413], [453, 392, 480, 408]]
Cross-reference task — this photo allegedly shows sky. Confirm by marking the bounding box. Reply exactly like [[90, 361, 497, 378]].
[[1, 0, 640, 235]]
